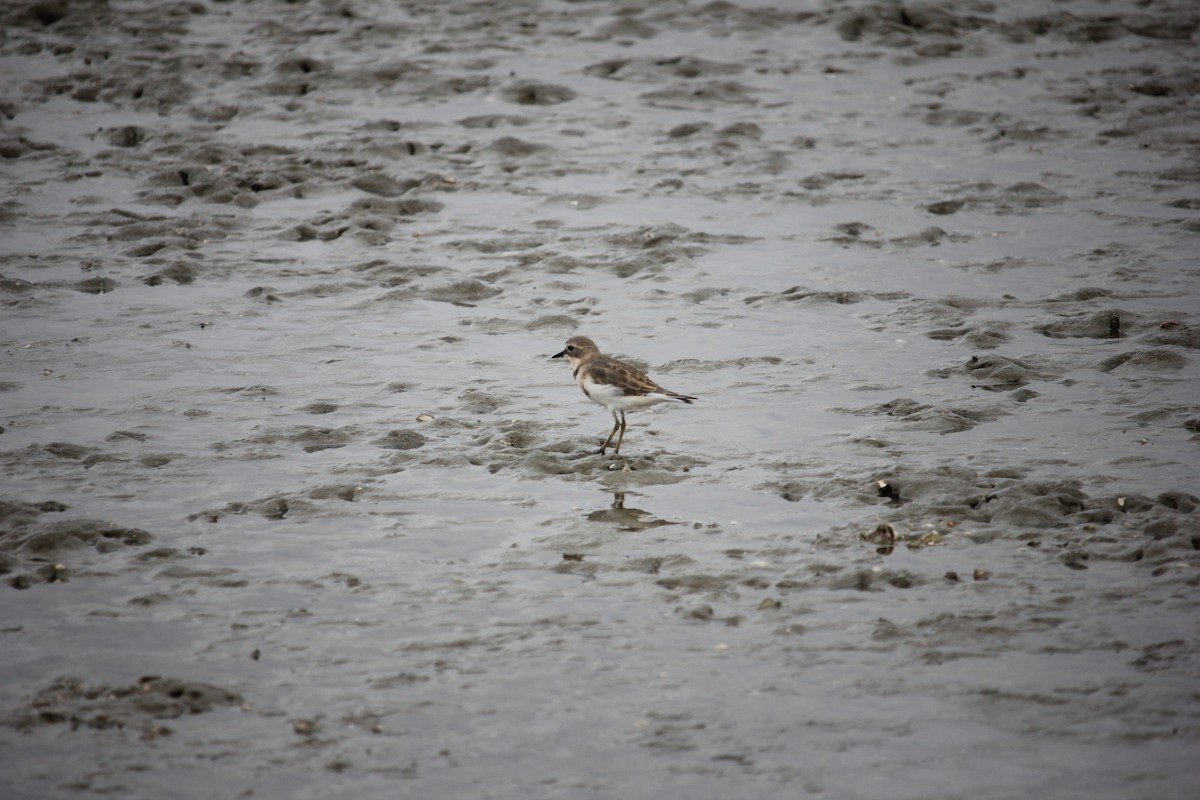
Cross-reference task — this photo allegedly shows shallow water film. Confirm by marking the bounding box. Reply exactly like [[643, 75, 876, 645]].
[[2, 1, 1198, 798]]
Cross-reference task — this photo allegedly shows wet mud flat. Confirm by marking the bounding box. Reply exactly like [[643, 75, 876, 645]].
[[1, 0, 1199, 798]]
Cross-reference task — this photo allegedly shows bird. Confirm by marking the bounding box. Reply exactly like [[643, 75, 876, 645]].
[[552, 335, 696, 455]]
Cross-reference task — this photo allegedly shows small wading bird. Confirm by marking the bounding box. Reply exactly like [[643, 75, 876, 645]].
[[552, 335, 696, 455]]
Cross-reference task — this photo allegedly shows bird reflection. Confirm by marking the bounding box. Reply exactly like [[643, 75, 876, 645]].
[[585, 491, 676, 531]]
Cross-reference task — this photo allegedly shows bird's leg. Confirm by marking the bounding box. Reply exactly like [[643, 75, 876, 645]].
[[599, 411, 621, 454], [613, 411, 627, 455]]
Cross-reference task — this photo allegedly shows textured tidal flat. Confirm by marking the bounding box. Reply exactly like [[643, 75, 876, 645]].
[[1, 1, 1198, 798]]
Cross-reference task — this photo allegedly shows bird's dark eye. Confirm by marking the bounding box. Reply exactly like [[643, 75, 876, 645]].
[[566, 345, 575, 352]]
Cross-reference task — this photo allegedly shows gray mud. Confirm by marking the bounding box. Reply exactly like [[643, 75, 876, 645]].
[[2, 1, 1198, 798]]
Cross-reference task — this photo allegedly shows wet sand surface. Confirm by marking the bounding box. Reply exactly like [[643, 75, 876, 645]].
[[2, 0, 1198, 797]]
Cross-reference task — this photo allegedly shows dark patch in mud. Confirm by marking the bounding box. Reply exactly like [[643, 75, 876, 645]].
[[6, 675, 241, 733], [1, 506, 153, 589]]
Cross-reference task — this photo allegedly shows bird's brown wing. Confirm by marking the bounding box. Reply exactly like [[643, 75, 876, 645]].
[[588, 355, 664, 397]]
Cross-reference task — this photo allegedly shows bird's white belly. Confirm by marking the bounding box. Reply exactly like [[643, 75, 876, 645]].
[[581, 377, 670, 412]]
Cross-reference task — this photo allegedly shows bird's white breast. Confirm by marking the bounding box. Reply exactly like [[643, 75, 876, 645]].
[[580, 375, 670, 412]]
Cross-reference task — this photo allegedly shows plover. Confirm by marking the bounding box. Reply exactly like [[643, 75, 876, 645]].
[[552, 335, 696, 455]]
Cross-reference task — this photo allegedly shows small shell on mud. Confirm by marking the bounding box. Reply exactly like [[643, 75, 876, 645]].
[[416, 413, 435, 423]]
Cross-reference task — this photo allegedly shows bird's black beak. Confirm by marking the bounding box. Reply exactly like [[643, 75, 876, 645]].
[[551, 349, 566, 359]]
